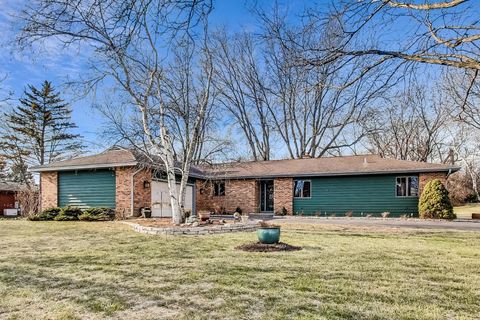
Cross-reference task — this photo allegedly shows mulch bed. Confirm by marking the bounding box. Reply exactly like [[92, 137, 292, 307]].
[[235, 242, 302, 252]]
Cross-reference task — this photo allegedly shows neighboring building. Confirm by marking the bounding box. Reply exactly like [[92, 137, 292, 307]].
[[0, 182, 24, 216], [30, 148, 460, 217]]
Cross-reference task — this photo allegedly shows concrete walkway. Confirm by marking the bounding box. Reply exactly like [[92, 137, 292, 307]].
[[273, 216, 480, 231]]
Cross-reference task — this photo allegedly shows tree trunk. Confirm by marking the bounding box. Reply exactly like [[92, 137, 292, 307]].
[[164, 154, 182, 225]]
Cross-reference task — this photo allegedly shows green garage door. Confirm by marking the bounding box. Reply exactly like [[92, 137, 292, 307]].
[[58, 170, 116, 209]]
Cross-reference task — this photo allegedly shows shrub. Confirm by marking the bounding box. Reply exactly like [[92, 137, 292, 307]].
[[419, 179, 456, 219], [28, 207, 61, 221], [78, 207, 115, 221], [54, 206, 82, 221], [464, 193, 479, 203], [16, 189, 39, 217]]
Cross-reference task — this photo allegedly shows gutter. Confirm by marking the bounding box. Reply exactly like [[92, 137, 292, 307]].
[[446, 168, 453, 179], [202, 166, 462, 180], [29, 162, 138, 172], [131, 167, 144, 217]]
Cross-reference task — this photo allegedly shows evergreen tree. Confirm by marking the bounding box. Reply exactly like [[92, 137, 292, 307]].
[[0, 81, 82, 185], [419, 179, 456, 220]]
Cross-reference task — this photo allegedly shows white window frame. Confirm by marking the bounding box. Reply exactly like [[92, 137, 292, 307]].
[[294, 180, 312, 199], [395, 176, 419, 198]]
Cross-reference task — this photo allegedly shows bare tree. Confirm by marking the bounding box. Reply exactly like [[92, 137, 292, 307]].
[[213, 31, 273, 161], [365, 83, 451, 162], [19, 0, 214, 224], [96, 48, 233, 165], [0, 122, 33, 187], [296, 0, 480, 71], [448, 124, 480, 201], [445, 69, 480, 130], [0, 73, 12, 103], [261, 11, 394, 158]]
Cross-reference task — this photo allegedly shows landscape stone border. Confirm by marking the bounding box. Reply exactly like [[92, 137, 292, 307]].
[[121, 221, 259, 235]]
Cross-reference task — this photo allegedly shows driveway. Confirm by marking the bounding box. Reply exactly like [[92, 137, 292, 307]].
[[273, 216, 480, 231]]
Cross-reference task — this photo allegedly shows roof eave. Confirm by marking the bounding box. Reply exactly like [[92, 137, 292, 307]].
[[29, 162, 139, 172], [203, 166, 461, 180]]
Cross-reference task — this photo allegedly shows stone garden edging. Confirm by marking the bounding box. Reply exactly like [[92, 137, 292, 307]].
[[121, 221, 259, 235]]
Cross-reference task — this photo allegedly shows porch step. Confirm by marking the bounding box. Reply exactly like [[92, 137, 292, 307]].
[[248, 213, 274, 220]]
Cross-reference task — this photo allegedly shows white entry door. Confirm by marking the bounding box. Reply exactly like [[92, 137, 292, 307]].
[[151, 181, 194, 217]]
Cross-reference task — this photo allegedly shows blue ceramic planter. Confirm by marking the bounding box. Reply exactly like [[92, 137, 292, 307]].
[[257, 227, 281, 244]]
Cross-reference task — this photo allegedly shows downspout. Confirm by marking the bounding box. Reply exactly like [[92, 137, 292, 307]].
[[131, 168, 143, 217], [446, 168, 452, 179]]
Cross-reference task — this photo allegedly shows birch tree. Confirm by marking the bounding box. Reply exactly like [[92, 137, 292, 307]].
[[19, 0, 213, 224]]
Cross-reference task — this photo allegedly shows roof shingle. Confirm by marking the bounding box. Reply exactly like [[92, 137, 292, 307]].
[[200, 155, 459, 179], [30, 150, 460, 178]]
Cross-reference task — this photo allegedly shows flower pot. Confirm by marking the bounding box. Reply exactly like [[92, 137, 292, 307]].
[[257, 227, 280, 244], [141, 207, 152, 218], [472, 213, 480, 220]]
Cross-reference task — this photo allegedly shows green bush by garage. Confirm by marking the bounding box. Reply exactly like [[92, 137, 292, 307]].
[[29, 207, 115, 221]]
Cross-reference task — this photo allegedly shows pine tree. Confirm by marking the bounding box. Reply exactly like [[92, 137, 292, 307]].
[[0, 81, 82, 185]]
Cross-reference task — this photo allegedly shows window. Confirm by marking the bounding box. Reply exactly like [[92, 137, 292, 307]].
[[396, 176, 419, 197], [294, 180, 311, 198], [213, 181, 225, 196]]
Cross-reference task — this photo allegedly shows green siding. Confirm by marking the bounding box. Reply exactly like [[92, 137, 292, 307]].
[[58, 170, 116, 209], [293, 174, 419, 217]]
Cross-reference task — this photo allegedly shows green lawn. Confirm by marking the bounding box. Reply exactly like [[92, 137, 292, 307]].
[[0, 221, 479, 320], [454, 203, 480, 219]]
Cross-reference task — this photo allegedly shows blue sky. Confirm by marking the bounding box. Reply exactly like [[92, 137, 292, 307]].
[[0, 0, 470, 155], [0, 0, 268, 153]]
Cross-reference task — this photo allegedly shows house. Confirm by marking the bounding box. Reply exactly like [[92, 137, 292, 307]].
[[0, 182, 24, 216], [30, 148, 460, 217]]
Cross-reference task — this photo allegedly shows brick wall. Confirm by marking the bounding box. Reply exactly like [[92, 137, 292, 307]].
[[274, 178, 293, 215], [196, 177, 295, 215], [419, 172, 447, 195], [40, 172, 58, 210], [196, 179, 259, 213], [115, 167, 151, 217]]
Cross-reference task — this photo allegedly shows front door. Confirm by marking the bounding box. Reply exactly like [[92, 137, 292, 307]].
[[260, 180, 274, 212]]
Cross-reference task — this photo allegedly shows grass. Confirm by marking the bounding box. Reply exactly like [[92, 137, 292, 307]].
[[0, 221, 479, 319], [454, 203, 480, 219]]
